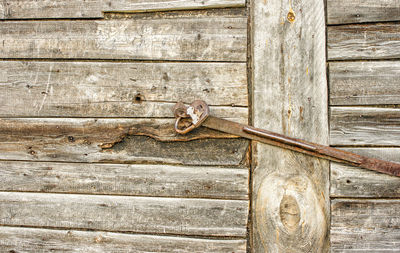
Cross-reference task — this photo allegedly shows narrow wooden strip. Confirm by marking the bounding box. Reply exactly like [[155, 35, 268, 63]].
[[328, 24, 400, 60], [0, 0, 102, 19], [0, 226, 246, 252], [0, 61, 247, 117], [327, 0, 400, 24], [0, 161, 249, 199], [329, 61, 400, 105], [251, 0, 329, 251], [331, 199, 400, 252], [0, 0, 245, 19], [331, 147, 400, 198], [104, 0, 246, 13], [0, 18, 246, 61], [330, 107, 400, 146], [0, 192, 248, 236], [0, 118, 249, 165]]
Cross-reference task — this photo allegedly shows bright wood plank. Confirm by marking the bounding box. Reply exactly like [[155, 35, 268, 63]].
[[0, 161, 249, 199], [331, 199, 400, 252], [0, 192, 248, 236], [329, 61, 400, 105], [251, 0, 329, 251], [330, 107, 400, 146], [0, 18, 246, 61], [328, 24, 400, 60], [327, 0, 400, 24], [0, 61, 247, 117], [0, 118, 249, 165], [0, 0, 245, 19], [104, 0, 246, 13], [0, 226, 247, 253]]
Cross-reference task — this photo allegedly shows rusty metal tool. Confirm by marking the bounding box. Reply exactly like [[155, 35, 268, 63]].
[[174, 100, 400, 177]]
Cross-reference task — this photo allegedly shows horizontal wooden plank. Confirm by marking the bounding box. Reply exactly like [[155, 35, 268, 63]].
[[331, 148, 400, 198], [0, 0, 245, 19], [329, 61, 400, 105], [0, 192, 248, 237], [0, 226, 246, 253], [328, 24, 400, 60], [327, 0, 400, 24], [330, 107, 400, 146], [0, 0, 102, 19], [0, 161, 249, 199], [0, 18, 246, 61], [0, 61, 247, 117], [104, 0, 246, 13], [0, 118, 249, 165], [331, 199, 400, 252]]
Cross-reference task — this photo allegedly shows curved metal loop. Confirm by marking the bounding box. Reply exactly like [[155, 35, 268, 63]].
[[173, 100, 210, 135]]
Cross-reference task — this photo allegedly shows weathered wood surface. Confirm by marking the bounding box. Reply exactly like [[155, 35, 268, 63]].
[[331, 148, 400, 198], [329, 61, 400, 106], [0, 17, 247, 61], [251, 0, 329, 252], [330, 107, 400, 146], [328, 24, 400, 60], [0, 192, 248, 236], [0, 118, 249, 165], [0, 161, 248, 199], [331, 199, 400, 252], [0, 61, 247, 117], [0, 0, 245, 19], [327, 0, 400, 24], [103, 0, 246, 13], [0, 227, 247, 253]]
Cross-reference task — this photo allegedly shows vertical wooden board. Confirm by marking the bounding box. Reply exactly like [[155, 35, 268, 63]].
[[329, 61, 400, 105], [331, 199, 400, 252], [327, 0, 400, 24], [0, 0, 102, 19], [0, 227, 247, 253], [328, 24, 400, 60], [251, 0, 329, 252], [0, 61, 248, 117], [104, 0, 246, 13], [0, 18, 247, 61], [0, 161, 249, 199], [0, 192, 249, 236]]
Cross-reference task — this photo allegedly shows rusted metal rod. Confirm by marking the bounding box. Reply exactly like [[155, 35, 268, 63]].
[[174, 100, 400, 177]]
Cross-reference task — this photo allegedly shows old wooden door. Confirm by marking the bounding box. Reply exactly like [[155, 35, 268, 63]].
[[1, 0, 400, 252]]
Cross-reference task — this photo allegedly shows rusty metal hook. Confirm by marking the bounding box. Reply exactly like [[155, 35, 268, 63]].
[[173, 100, 209, 134]]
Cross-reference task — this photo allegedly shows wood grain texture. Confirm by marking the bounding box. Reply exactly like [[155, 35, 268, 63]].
[[0, 0, 245, 19], [104, 0, 246, 13], [331, 199, 400, 252], [0, 227, 247, 253], [329, 61, 400, 106], [0, 61, 247, 117], [0, 192, 248, 236], [327, 0, 400, 24], [0, 161, 249, 199], [328, 24, 400, 60], [0, 0, 102, 19], [0, 18, 246, 61], [331, 147, 400, 198], [330, 107, 400, 146], [251, 0, 329, 252], [0, 118, 249, 165]]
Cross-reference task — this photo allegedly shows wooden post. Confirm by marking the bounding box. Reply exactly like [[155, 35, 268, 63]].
[[251, 0, 329, 252]]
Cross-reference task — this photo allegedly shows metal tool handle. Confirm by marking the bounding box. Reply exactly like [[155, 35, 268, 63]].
[[173, 100, 400, 177]]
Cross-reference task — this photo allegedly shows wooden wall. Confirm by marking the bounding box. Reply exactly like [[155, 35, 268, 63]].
[[0, 1, 249, 252], [327, 1, 400, 251]]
